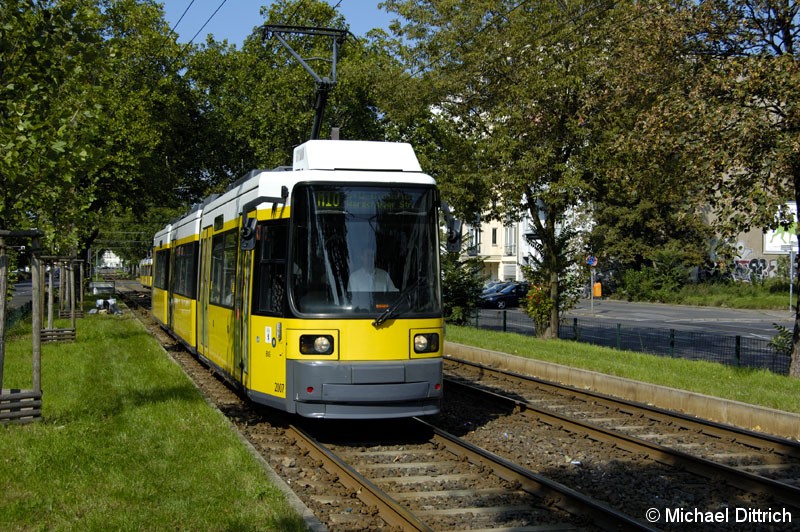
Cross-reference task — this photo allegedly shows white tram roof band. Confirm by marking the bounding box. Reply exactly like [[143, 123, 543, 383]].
[[153, 140, 432, 243], [293, 140, 422, 172]]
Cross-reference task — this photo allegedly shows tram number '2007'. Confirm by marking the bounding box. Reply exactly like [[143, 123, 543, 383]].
[[274, 382, 285, 393]]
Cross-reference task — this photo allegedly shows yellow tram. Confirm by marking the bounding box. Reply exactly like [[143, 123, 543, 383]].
[[151, 140, 444, 418], [138, 257, 153, 288]]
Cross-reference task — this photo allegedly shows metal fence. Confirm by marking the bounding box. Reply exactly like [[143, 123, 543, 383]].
[[4, 301, 31, 330], [471, 309, 791, 375]]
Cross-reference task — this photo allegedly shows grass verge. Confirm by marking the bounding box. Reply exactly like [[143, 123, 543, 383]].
[[631, 280, 794, 309], [0, 311, 305, 531], [446, 325, 800, 415], [676, 281, 791, 309]]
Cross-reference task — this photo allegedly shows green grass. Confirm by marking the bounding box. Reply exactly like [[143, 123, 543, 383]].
[[0, 312, 305, 531], [648, 280, 793, 309], [4, 302, 798, 529], [446, 325, 800, 414]]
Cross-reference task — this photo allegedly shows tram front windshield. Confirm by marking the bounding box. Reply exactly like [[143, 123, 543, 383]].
[[291, 184, 441, 318]]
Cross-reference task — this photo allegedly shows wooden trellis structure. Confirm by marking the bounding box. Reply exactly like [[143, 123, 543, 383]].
[[40, 256, 79, 342], [56, 258, 84, 319], [0, 230, 45, 424]]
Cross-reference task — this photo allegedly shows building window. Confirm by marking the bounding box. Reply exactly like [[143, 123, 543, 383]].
[[504, 225, 516, 256], [467, 224, 481, 256]]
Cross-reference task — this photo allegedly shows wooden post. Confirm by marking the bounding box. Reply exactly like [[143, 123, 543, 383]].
[[69, 261, 76, 330], [47, 259, 54, 329], [31, 239, 42, 394], [59, 260, 65, 315], [38, 255, 44, 334], [78, 259, 84, 308], [0, 236, 7, 392]]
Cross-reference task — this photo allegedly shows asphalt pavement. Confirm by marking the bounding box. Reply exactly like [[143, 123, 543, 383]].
[[8, 280, 32, 312], [565, 298, 794, 340]]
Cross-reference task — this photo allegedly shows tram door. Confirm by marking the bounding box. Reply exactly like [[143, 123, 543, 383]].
[[233, 242, 252, 386], [197, 227, 212, 357], [167, 251, 175, 330]]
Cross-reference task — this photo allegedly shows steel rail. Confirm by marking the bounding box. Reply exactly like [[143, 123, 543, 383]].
[[285, 422, 434, 532], [416, 418, 659, 532], [447, 356, 800, 458], [445, 376, 800, 510]]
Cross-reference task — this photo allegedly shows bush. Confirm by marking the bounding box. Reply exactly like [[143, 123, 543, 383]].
[[620, 268, 656, 301], [769, 324, 793, 357], [618, 249, 690, 302], [441, 251, 485, 325], [524, 284, 553, 336]]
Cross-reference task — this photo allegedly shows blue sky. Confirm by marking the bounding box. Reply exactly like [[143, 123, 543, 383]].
[[160, 1, 395, 46]]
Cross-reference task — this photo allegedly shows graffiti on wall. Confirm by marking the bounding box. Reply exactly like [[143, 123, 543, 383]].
[[732, 241, 780, 282], [702, 241, 782, 283], [733, 258, 778, 282]]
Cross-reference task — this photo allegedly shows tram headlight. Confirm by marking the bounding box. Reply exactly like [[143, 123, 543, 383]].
[[414, 333, 439, 353], [300, 334, 334, 354]]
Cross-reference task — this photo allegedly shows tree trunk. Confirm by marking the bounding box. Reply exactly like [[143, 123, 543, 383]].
[[543, 207, 560, 340], [790, 316, 800, 377], [792, 234, 800, 377], [791, 261, 800, 375], [545, 268, 559, 339], [791, 177, 800, 377], [0, 236, 7, 392]]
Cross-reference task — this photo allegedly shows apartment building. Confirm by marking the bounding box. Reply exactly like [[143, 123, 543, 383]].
[[464, 214, 535, 283]]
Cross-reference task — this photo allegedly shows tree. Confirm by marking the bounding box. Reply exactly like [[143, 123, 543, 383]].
[[568, 0, 719, 285], [87, 0, 205, 211], [184, 0, 399, 190], [598, 0, 800, 375], [612, 0, 800, 374], [384, 0, 622, 338], [522, 209, 584, 336], [0, 0, 105, 243], [1, 0, 203, 266], [699, 0, 800, 377]]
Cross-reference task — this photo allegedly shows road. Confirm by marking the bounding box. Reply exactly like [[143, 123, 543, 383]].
[[484, 299, 794, 340], [9, 280, 32, 312], [566, 299, 794, 340]]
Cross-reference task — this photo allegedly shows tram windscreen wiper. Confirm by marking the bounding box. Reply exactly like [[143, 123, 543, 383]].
[[372, 278, 421, 328]]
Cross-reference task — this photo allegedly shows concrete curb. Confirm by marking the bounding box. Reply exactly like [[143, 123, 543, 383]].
[[445, 342, 800, 441]]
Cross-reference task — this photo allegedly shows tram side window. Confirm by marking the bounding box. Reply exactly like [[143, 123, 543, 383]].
[[210, 230, 237, 307], [154, 250, 170, 290], [252, 220, 288, 316], [172, 242, 198, 298]]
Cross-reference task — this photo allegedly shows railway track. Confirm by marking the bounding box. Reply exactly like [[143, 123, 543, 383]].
[[302, 417, 655, 531], [118, 285, 650, 530], [117, 284, 798, 530], [443, 357, 800, 529]]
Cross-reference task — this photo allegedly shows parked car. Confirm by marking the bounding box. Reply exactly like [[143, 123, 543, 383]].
[[481, 280, 512, 295], [478, 282, 529, 309]]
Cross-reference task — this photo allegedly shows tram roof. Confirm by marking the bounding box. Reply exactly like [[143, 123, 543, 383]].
[[153, 223, 171, 249], [152, 140, 433, 240], [292, 140, 422, 172]]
